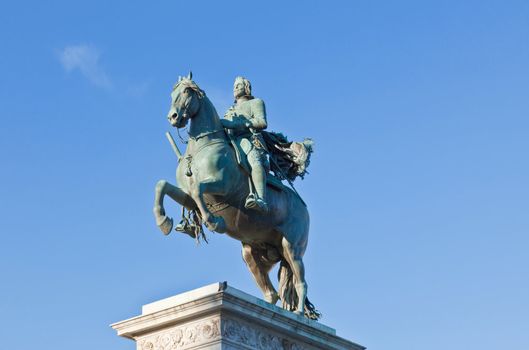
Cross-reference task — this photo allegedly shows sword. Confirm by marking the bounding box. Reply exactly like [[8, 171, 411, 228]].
[[165, 131, 183, 161]]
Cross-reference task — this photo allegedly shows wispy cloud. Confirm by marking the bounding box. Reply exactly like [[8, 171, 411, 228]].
[[125, 80, 151, 98], [59, 44, 111, 89]]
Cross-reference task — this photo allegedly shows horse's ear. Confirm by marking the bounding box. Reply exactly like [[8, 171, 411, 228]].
[[178, 75, 182, 82], [188, 71, 193, 80]]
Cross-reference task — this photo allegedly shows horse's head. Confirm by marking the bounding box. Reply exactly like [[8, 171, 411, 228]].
[[167, 72, 205, 128]]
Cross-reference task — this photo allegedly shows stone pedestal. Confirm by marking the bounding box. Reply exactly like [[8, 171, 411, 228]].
[[111, 282, 364, 350]]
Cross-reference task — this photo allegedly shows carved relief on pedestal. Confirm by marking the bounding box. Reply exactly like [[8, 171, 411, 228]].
[[222, 317, 313, 350], [138, 317, 220, 350]]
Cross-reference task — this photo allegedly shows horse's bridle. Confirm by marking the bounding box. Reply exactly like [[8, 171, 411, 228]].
[[171, 94, 192, 128]]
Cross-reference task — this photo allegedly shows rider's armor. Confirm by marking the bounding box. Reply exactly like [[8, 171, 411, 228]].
[[224, 96, 269, 213]]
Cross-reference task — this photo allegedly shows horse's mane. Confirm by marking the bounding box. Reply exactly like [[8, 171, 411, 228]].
[[172, 78, 205, 99]]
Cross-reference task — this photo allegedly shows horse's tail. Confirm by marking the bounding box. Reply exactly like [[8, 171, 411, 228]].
[[277, 259, 321, 320]]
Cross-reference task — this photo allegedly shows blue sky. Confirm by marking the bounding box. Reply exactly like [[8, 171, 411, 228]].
[[1, 1, 529, 349]]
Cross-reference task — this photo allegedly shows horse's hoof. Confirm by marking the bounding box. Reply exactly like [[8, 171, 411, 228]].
[[264, 292, 279, 305], [206, 216, 227, 233], [158, 216, 173, 235]]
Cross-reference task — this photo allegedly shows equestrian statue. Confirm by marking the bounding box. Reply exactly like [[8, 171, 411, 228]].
[[153, 72, 318, 319]]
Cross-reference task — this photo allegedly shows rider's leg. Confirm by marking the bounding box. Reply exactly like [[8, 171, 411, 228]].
[[246, 148, 268, 212], [252, 164, 267, 201]]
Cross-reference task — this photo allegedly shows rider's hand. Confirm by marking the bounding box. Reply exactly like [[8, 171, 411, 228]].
[[221, 119, 233, 129], [222, 116, 249, 130]]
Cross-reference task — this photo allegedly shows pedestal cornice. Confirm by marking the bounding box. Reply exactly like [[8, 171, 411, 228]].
[[111, 282, 365, 350]]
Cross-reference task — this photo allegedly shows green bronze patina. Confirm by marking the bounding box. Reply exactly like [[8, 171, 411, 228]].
[[223, 76, 269, 213], [153, 73, 319, 319]]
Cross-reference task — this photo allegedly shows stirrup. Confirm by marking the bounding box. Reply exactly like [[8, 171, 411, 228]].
[[245, 194, 269, 213], [175, 220, 196, 239]]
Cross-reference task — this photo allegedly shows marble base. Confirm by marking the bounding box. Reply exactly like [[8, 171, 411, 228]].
[[111, 282, 364, 350]]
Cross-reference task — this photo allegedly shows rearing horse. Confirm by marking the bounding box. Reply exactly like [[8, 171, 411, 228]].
[[153, 74, 318, 319]]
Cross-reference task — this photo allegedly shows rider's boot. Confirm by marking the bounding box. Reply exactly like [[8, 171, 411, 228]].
[[245, 164, 269, 213]]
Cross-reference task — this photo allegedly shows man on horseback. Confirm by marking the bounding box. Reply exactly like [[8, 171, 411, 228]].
[[154, 73, 320, 319], [221, 76, 269, 213]]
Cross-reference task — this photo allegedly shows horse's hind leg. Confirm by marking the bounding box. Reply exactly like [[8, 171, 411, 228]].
[[153, 180, 196, 235], [281, 237, 307, 315], [242, 243, 279, 305]]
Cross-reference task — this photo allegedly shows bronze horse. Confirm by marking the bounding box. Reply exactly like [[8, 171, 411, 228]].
[[153, 74, 318, 319]]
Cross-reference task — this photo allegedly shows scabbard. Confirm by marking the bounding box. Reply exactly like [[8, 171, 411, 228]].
[[165, 131, 183, 161]]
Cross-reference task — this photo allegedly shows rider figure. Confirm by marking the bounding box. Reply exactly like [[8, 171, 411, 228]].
[[221, 76, 269, 213]]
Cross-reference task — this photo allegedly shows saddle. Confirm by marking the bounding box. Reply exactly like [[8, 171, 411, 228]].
[[225, 131, 286, 192]]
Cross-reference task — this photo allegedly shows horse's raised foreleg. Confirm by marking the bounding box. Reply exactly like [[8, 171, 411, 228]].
[[242, 243, 279, 305], [281, 237, 307, 315], [153, 179, 196, 235], [189, 181, 228, 233]]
